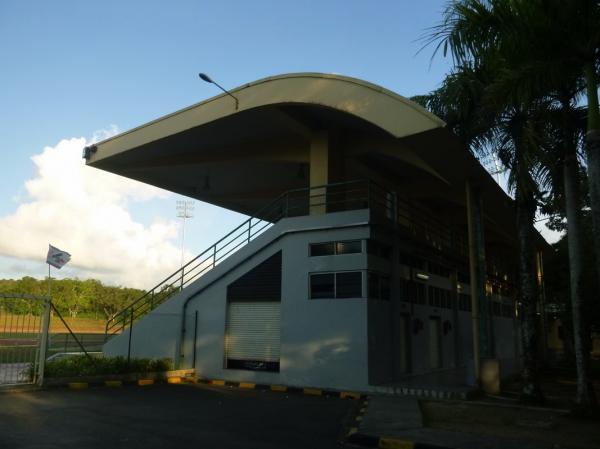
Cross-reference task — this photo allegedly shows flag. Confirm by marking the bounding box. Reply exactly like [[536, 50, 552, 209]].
[[46, 244, 71, 269]]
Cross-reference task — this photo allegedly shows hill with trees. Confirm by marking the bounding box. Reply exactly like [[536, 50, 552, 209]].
[[0, 277, 144, 320]]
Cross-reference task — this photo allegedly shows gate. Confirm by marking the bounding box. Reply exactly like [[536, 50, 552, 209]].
[[0, 293, 50, 386]]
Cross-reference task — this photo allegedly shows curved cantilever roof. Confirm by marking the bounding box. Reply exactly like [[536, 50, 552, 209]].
[[87, 72, 538, 249], [88, 72, 446, 161]]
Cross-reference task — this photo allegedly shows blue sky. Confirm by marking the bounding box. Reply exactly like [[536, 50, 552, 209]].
[[0, 1, 553, 286]]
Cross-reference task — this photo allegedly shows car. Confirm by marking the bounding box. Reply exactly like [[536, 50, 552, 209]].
[[46, 352, 103, 362]]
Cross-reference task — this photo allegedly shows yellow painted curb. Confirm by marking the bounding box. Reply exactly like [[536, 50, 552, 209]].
[[68, 382, 88, 390], [104, 380, 122, 387], [137, 379, 154, 386], [210, 379, 225, 386], [340, 391, 361, 400], [303, 388, 322, 396], [378, 438, 414, 449], [270, 385, 287, 392], [239, 382, 255, 389], [167, 377, 182, 384]]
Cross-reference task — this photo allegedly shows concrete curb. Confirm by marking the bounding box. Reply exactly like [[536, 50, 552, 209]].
[[344, 397, 456, 449], [42, 369, 194, 388], [347, 432, 456, 449], [196, 378, 364, 400]]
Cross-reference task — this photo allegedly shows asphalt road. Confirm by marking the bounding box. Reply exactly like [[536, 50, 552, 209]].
[[0, 383, 357, 449]]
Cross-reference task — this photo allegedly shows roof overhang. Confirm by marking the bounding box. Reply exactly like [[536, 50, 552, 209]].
[[85, 72, 548, 250]]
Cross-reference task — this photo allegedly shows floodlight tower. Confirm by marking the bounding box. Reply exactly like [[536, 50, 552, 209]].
[[176, 200, 195, 270]]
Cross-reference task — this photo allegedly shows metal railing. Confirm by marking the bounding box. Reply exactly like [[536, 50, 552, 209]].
[[0, 294, 45, 386], [105, 180, 374, 337], [105, 179, 469, 338]]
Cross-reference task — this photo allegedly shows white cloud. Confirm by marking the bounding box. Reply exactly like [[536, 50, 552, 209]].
[[0, 131, 187, 288]]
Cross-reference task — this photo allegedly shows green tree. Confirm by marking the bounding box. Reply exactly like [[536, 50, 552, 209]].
[[413, 58, 547, 402], [425, 0, 598, 410]]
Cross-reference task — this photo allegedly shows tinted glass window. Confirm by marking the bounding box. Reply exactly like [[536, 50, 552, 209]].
[[336, 272, 362, 298], [380, 276, 391, 300], [368, 272, 379, 298], [310, 242, 335, 257], [336, 240, 362, 255], [415, 283, 426, 304], [310, 273, 335, 298]]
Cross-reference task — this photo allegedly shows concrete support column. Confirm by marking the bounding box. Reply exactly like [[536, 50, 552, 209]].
[[309, 131, 329, 215], [466, 181, 492, 386], [309, 130, 345, 215]]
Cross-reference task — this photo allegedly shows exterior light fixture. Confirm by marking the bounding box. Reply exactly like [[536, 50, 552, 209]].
[[199, 72, 239, 110], [415, 273, 430, 281], [82, 145, 97, 160]]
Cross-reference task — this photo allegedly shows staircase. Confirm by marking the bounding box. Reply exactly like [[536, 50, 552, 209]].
[[104, 180, 376, 339]]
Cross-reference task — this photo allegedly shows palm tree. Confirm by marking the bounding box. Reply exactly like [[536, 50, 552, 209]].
[[425, 0, 598, 410], [414, 60, 546, 403], [542, 96, 598, 409]]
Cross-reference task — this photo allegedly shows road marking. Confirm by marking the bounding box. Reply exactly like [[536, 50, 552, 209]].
[[340, 391, 361, 400], [239, 382, 255, 389], [378, 438, 414, 449], [303, 388, 322, 396]]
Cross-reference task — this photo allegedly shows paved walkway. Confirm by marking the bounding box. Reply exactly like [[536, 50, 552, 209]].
[[356, 396, 556, 449]]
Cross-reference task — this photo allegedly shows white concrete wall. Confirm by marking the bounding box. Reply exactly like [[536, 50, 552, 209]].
[[105, 210, 372, 391]]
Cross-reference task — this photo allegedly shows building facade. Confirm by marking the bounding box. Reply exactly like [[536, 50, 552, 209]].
[[87, 73, 545, 393]]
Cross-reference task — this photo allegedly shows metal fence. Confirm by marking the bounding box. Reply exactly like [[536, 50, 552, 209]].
[[0, 293, 47, 386]]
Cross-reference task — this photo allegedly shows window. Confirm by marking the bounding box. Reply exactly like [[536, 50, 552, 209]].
[[368, 272, 391, 300], [400, 279, 425, 304], [310, 273, 335, 299], [336, 272, 362, 298], [502, 303, 514, 318], [428, 286, 453, 309], [428, 262, 451, 278], [457, 272, 470, 284], [399, 253, 426, 270], [492, 301, 502, 316], [310, 242, 334, 257], [458, 293, 472, 311], [310, 271, 363, 299], [310, 240, 362, 257], [367, 240, 392, 259], [336, 240, 362, 255]]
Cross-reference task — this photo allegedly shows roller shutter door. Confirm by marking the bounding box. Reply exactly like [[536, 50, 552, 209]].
[[225, 301, 280, 372]]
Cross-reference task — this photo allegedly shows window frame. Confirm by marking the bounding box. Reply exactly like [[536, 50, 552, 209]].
[[309, 270, 364, 300], [309, 239, 363, 257]]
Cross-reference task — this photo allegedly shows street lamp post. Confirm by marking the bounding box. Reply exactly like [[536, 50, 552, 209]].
[[199, 72, 239, 109]]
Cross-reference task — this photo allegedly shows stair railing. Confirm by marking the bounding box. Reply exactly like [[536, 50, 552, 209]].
[[104, 178, 470, 341], [105, 179, 373, 338]]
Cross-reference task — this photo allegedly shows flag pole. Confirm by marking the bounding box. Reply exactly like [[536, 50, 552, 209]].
[[47, 263, 51, 299]]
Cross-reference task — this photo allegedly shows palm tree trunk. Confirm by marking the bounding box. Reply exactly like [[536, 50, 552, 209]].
[[516, 181, 544, 404], [584, 63, 600, 285], [564, 140, 598, 411]]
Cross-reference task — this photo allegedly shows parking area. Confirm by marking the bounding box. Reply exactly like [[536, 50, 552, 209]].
[[0, 383, 357, 449]]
